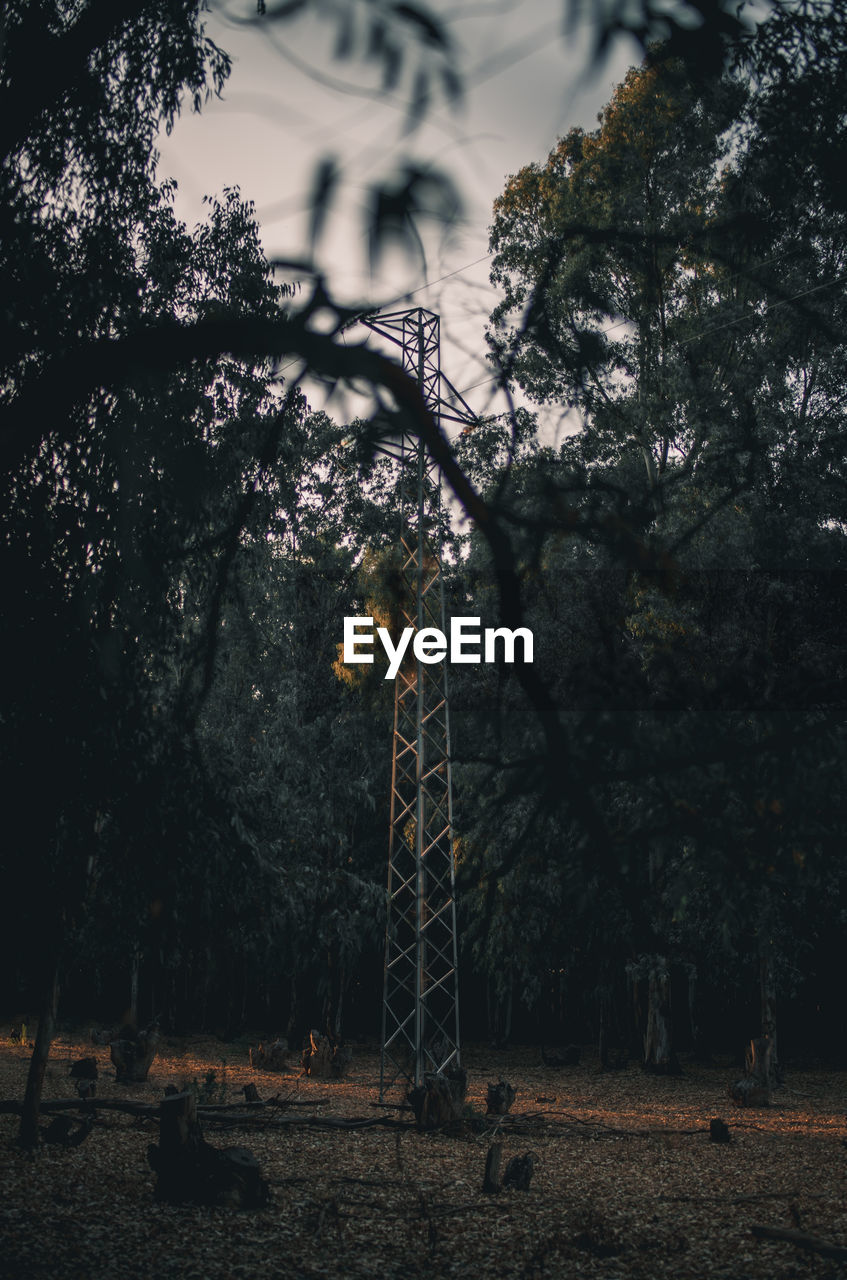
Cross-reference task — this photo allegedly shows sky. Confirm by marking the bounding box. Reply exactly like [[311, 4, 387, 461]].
[[156, 0, 641, 434]]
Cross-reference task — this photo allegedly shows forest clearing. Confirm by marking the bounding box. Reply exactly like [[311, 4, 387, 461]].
[[2, 1032, 847, 1279], [4, 5, 847, 1278]]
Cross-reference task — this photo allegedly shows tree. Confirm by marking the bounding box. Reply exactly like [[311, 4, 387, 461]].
[[472, 29, 847, 1065], [0, 0, 303, 1143]]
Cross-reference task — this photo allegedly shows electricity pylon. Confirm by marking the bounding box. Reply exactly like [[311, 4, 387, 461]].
[[360, 308, 476, 1097]]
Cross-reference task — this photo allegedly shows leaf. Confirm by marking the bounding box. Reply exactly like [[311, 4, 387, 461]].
[[307, 156, 340, 251], [380, 40, 403, 93], [392, 2, 450, 49], [259, 0, 309, 18], [366, 164, 462, 267], [406, 67, 431, 132], [333, 6, 355, 60]]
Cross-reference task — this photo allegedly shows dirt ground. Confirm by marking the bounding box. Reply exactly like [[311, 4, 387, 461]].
[[2, 1031, 847, 1279]]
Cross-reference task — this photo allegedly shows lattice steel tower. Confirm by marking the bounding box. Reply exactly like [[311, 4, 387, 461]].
[[360, 308, 476, 1098]]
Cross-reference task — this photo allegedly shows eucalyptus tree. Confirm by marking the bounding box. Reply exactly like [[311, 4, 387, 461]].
[[0, 0, 305, 1144], [475, 20, 847, 1065]]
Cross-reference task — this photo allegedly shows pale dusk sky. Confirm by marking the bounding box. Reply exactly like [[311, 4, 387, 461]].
[[156, 1, 640, 429]]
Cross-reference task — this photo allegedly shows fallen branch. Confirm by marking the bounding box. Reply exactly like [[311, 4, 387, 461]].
[[751, 1225, 847, 1261], [0, 1098, 155, 1117], [148, 1113, 415, 1133], [194, 1097, 331, 1111], [0, 1095, 332, 1119], [251, 1115, 414, 1131], [544, 1110, 651, 1137], [331, 1176, 408, 1189], [661, 1192, 831, 1205]]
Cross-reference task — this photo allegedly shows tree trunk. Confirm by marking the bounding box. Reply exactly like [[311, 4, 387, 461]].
[[598, 994, 607, 1068], [199, 950, 210, 1031], [286, 975, 298, 1043], [599, 986, 627, 1069], [643, 956, 680, 1074], [627, 964, 644, 1059], [487, 977, 512, 1048], [759, 947, 780, 1081], [323, 948, 348, 1042], [18, 962, 59, 1149], [129, 948, 140, 1026], [687, 966, 709, 1060], [333, 965, 347, 1041]]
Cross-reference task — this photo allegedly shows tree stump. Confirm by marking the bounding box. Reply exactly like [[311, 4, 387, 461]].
[[503, 1152, 536, 1191], [541, 1044, 581, 1068], [709, 1118, 731, 1143], [301, 1030, 351, 1078], [69, 1057, 98, 1080], [110, 1020, 159, 1083], [599, 1045, 629, 1072], [486, 1080, 517, 1115], [408, 1067, 468, 1130], [147, 1092, 269, 1208], [482, 1143, 503, 1193], [44, 1115, 94, 1148], [250, 1038, 291, 1072], [729, 1036, 772, 1107]]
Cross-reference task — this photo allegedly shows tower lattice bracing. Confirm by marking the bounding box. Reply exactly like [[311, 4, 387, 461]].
[[360, 308, 476, 1097]]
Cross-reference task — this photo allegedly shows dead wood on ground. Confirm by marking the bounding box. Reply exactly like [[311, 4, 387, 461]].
[[110, 1021, 159, 1083], [249, 1038, 294, 1072], [482, 1142, 502, 1193], [502, 1152, 536, 1190], [729, 1037, 773, 1107], [147, 1091, 269, 1208], [302, 1030, 352, 1078], [408, 1067, 468, 1130], [751, 1224, 847, 1261], [486, 1080, 517, 1115]]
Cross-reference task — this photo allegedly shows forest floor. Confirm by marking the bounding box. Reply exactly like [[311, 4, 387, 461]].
[[1, 1032, 847, 1279]]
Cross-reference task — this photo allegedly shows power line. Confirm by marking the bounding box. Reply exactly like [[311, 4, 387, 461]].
[[397, 253, 492, 303], [278, 247, 839, 399], [275, 250, 494, 377], [679, 270, 847, 346], [457, 259, 844, 399]]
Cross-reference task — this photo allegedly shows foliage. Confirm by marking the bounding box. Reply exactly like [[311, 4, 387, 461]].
[[459, 25, 847, 1047]]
